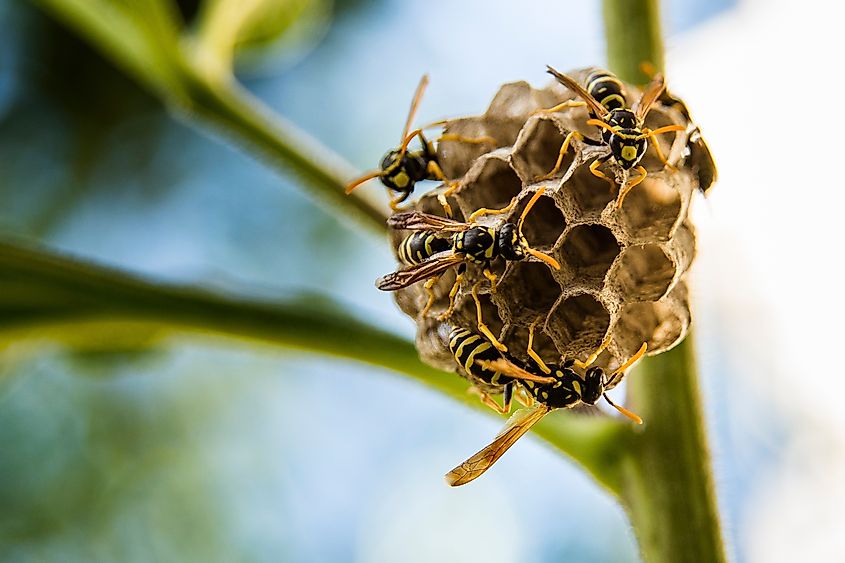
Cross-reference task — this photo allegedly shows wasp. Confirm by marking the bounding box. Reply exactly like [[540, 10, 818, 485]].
[[447, 285, 557, 412], [445, 320, 646, 487], [538, 66, 685, 208], [376, 190, 561, 338], [345, 75, 496, 216]]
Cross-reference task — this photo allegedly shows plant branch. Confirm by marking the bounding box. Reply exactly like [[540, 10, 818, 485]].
[[32, 0, 389, 235], [0, 239, 626, 493], [603, 1, 728, 561]]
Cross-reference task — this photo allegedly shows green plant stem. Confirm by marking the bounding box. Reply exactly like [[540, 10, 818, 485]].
[[620, 338, 726, 562], [602, 0, 665, 85], [0, 239, 626, 492], [32, 0, 389, 235], [602, 1, 728, 561]]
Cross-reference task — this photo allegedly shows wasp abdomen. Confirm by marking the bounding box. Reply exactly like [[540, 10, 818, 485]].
[[449, 328, 510, 386], [398, 232, 451, 265], [585, 69, 626, 112]]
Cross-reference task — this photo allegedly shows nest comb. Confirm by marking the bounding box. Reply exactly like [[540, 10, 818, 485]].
[[388, 68, 708, 389]]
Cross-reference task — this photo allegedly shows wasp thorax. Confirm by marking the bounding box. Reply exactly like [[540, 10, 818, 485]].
[[581, 367, 605, 405], [388, 68, 706, 389]]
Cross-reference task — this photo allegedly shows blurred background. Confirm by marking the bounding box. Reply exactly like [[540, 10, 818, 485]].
[[1, 0, 843, 561]]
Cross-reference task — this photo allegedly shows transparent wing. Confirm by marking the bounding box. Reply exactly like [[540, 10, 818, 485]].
[[375, 253, 464, 291], [401, 75, 430, 143], [546, 65, 608, 117], [387, 211, 470, 232], [445, 404, 551, 487], [478, 358, 555, 384], [634, 73, 666, 122]]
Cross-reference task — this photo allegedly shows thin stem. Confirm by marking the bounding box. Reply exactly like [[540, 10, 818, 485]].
[[602, 0, 665, 85], [620, 338, 727, 562], [0, 240, 625, 491]]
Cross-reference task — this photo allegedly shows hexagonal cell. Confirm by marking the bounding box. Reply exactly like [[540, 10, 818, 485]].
[[510, 192, 566, 248], [611, 244, 675, 301], [438, 118, 500, 179], [449, 286, 506, 343], [559, 224, 620, 280], [617, 176, 681, 242], [495, 261, 561, 322], [457, 156, 523, 215], [503, 322, 560, 367], [561, 160, 617, 218], [546, 293, 611, 357], [615, 299, 688, 358], [511, 118, 575, 182]]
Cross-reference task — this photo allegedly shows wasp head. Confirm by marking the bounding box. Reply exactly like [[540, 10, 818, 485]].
[[581, 366, 607, 405], [604, 109, 647, 170], [497, 222, 527, 261], [379, 149, 428, 192]]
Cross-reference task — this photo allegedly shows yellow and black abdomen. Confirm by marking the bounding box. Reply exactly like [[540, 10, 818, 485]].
[[449, 327, 511, 386], [398, 231, 451, 265], [585, 68, 626, 112]]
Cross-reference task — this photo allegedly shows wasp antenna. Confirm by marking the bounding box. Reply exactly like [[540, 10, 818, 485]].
[[610, 342, 648, 377], [518, 189, 546, 233], [345, 170, 384, 194], [525, 247, 561, 270], [586, 118, 618, 135], [603, 394, 643, 424], [400, 74, 430, 145]]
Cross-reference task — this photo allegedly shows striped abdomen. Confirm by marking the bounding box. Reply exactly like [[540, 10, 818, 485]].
[[397, 231, 451, 265], [449, 328, 511, 386], [585, 68, 626, 112]]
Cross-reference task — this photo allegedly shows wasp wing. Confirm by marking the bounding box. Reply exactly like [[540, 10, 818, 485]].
[[477, 358, 555, 384], [445, 404, 551, 487], [546, 65, 608, 118], [387, 211, 469, 233], [634, 73, 666, 122], [375, 252, 464, 291]]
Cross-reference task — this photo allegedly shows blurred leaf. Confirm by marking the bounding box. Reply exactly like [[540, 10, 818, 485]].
[[194, 0, 332, 79], [33, 0, 388, 232], [0, 238, 630, 493]]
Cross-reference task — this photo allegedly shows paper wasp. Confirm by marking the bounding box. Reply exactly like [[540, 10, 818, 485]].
[[345, 75, 496, 216], [376, 190, 561, 328], [445, 320, 646, 487], [638, 62, 717, 195], [448, 284, 557, 411], [538, 66, 685, 208]]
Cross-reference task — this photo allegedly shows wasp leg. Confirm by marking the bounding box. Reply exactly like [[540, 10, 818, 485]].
[[501, 383, 514, 414], [647, 130, 676, 171], [514, 385, 535, 407], [437, 133, 498, 146], [527, 318, 552, 374], [482, 268, 498, 293], [536, 130, 583, 181], [531, 99, 587, 116], [437, 266, 465, 321], [426, 160, 457, 217], [589, 158, 617, 189], [472, 283, 506, 352], [389, 188, 413, 211], [617, 166, 647, 208], [468, 386, 509, 414], [421, 276, 439, 317], [467, 196, 518, 222], [573, 333, 612, 370]]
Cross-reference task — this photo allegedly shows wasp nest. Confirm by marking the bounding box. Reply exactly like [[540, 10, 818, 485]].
[[389, 69, 706, 388]]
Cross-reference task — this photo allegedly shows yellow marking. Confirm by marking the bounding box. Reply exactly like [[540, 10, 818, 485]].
[[600, 94, 625, 108], [454, 334, 482, 360], [571, 380, 582, 396], [465, 341, 492, 372], [393, 171, 410, 188], [621, 145, 638, 161], [424, 236, 432, 257]]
